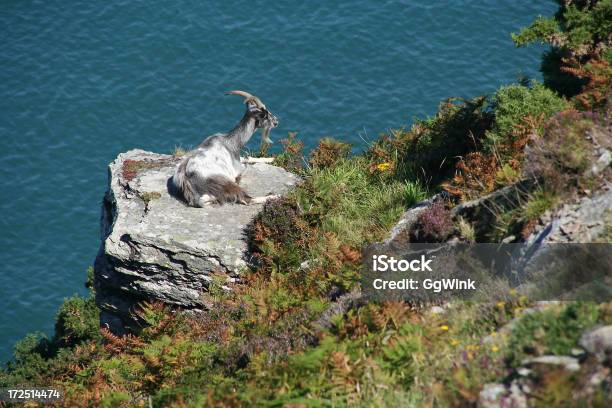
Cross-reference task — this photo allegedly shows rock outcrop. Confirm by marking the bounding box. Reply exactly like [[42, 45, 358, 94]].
[[580, 325, 612, 363], [94, 149, 300, 333], [524, 184, 611, 245]]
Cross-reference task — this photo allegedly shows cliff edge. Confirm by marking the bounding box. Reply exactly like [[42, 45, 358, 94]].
[[94, 149, 300, 333]]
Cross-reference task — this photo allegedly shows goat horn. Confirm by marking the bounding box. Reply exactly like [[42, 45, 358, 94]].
[[225, 90, 265, 108]]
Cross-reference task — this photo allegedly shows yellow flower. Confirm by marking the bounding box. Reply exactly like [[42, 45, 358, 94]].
[[466, 344, 480, 351], [509, 289, 518, 296], [491, 345, 500, 353], [376, 162, 391, 171], [440, 325, 450, 331], [450, 339, 460, 346], [496, 301, 506, 309]]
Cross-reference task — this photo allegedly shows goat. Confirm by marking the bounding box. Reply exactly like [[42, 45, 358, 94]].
[[171, 91, 279, 207]]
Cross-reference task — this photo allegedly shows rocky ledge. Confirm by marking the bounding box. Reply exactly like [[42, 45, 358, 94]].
[[94, 149, 300, 333]]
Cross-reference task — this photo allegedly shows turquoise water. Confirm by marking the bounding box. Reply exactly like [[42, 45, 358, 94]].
[[0, 0, 556, 363]]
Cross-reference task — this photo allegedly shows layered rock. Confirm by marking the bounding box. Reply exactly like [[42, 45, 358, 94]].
[[524, 185, 611, 245], [94, 149, 300, 333]]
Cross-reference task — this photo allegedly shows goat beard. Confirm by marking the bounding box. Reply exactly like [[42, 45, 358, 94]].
[[261, 126, 273, 145]]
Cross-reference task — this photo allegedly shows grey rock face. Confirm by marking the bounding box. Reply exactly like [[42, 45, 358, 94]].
[[478, 383, 507, 408], [522, 355, 581, 372], [94, 149, 300, 333], [511, 186, 611, 290], [478, 382, 528, 408], [580, 325, 612, 363], [525, 185, 611, 245]]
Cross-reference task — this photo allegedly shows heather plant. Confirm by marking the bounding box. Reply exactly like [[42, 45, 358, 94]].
[[249, 196, 302, 249], [410, 200, 454, 242]]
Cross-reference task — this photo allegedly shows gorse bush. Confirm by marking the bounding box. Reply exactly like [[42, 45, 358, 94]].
[[2, 333, 53, 384], [485, 82, 568, 157], [443, 83, 567, 202], [54, 294, 100, 347], [512, 0, 611, 57], [1, 291, 101, 388], [513, 0, 612, 108], [368, 96, 493, 184]]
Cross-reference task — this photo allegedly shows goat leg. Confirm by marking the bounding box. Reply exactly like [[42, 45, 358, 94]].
[[250, 194, 279, 204]]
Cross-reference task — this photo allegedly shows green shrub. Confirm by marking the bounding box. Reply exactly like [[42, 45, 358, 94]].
[[522, 189, 559, 221], [512, 0, 612, 106], [54, 294, 100, 347], [485, 83, 568, 156], [507, 302, 599, 367], [85, 266, 94, 289], [512, 1, 612, 59], [368, 96, 493, 184], [511, 16, 560, 47], [0, 333, 52, 384]]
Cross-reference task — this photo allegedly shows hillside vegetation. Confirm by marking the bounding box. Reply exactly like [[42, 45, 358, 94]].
[[2, 1, 611, 406]]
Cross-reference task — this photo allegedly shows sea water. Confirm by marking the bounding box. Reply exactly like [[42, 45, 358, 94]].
[[0, 0, 557, 362]]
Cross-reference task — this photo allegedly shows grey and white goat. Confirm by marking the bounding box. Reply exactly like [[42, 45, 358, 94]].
[[171, 90, 279, 206]]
